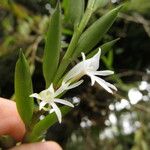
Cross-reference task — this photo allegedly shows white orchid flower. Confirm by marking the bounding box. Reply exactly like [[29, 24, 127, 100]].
[[63, 48, 117, 94], [30, 80, 83, 123]]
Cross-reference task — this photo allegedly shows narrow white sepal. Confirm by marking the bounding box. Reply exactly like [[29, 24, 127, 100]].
[[81, 52, 86, 61], [91, 70, 114, 76], [29, 93, 41, 100], [51, 102, 62, 123], [67, 80, 84, 90], [39, 101, 47, 110], [105, 82, 117, 91], [54, 99, 74, 107], [92, 75, 113, 93], [48, 84, 54, 93], [87, 73, 95, 86], [54, 83, 68, 97]]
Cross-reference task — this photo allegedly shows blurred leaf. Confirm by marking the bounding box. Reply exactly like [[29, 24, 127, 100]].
[[0, 0, 9, 10], [43, 3, 61, 88], [101, 50, 114, 70], [94, 0, 109, 11], [9, 2, 29, 19], [63, 0, 85, 28], [73, 5, 123, 59], [107, 50, 113, 67], [87, 38, 119, 58], [124, 0, 150, 14], [15, 50, 34, 127], [101, 38, 120, 54], [26, 106, 71, 142]]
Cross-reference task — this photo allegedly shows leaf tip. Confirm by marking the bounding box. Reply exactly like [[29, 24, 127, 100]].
[[19, 48, 25, 60], [116, 4, 124, 12], [56, 0, 61, 12]]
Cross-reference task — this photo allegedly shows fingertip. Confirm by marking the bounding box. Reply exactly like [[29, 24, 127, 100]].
[[0, 98, 25, 141], [44, 141, 62, 150], [9, 117, 26, 141], [10, 141, 62, 150]]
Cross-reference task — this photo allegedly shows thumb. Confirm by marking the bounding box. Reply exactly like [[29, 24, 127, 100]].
[[10, 141, 62, 150]]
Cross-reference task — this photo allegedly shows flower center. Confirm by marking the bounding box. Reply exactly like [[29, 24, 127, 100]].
[[40, 90, 54, 102]]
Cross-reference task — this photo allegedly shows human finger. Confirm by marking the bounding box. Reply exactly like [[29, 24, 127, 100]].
[[0, 98, 25, 141], [10, 141, 62, 150]]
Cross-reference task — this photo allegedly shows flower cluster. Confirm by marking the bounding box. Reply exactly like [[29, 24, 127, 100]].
[[30, 48, 117, 123]]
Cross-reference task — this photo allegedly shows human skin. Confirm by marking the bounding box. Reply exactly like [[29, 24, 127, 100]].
[[0, 98, 62, 150]]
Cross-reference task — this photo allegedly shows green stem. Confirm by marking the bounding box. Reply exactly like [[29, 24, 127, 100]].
[[0, 135, 16, 149], [53, 0, 96, 85]]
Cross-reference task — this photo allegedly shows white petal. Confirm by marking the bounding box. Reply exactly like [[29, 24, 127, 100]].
[[55, 80, 83, 97], [67, 80, 83, 90], [54, 99, 74, 107], [91, 75, 113, 93], [63, 49, 101, 83], [81, 52, 86, 61], [49, 109, 55, 114], [84, 49, 101, 71], [54, 83, 68, 97], [30, 93, 41, 100], [39, 101, 47, 110], [87, 73, 96, 86], [51, 102, 62, 123], [47, 84, 54, 94], [90, 70, 114, 76], [105, 82, 117, 91], [63, 61, 84, 83]]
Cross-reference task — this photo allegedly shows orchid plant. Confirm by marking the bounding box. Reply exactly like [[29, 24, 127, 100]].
[[1, 0, 123, 148], [30, 49, 117, 124]]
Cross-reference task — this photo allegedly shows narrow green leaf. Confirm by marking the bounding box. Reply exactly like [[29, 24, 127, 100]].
[[53, 0, 96, 85], [26, 106, 71, 142], [15, 50, 34, 126], [101, 38, 120, 54], [63, 0, 85, 28], [101, 51, 114, 70], [101, 56, 110, 69], [94, 0, 109, 11], [73, 5, 123, 59], [87, 38, 120, 58], [43, 3, 61, 88], [107, 50, 113, 67]]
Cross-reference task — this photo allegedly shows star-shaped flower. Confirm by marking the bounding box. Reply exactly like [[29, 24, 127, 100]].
[[63, 48, 117, 93], [30, 80, 83, 123]]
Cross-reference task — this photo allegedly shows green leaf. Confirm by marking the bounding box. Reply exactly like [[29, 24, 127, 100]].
[[73, 5, 123, 59], [63, 0, 85, 28], [94, 0, 109, 11], [43, 3, 61, 88], [101, 38, 120, 54], [101, 51, 114, 69], [107, 50, 113, 67], [15, 50, 34, 127], [25, 106, 71, 142], [87, 38, 120, 58]]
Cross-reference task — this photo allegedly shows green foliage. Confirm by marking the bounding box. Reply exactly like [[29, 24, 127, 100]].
[[1, 0, 150, 149], [43, 3, 61, 88], [94, 0, 109, 11], [63, 0, 85, 28], [124, 0, 150, 14], [15, 50, 34, 127], [87, 38, 120, 58], [101, 38, 120, 54], [72, 5, 123, 59], [25, 106, 71, 142], [53, 0, 96, 84]]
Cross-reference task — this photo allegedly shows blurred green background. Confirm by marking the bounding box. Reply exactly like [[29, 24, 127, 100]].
[[0, 0, 150, 149]]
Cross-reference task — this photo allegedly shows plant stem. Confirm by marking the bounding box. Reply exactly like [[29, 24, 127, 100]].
[[0, 135, 16, 149], [53, 0, 96, 85]]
